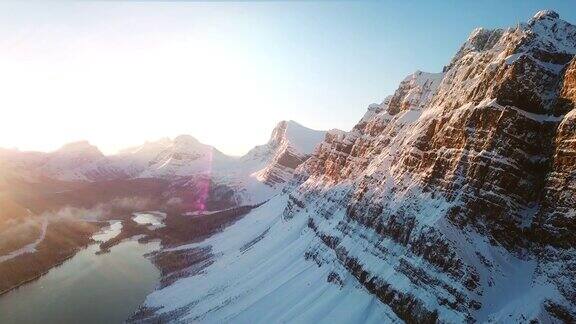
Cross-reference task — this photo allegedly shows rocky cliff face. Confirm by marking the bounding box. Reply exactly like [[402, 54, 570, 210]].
[[535, 57, 576, 247], [140, 11, 575, 323], [289, 10, 576, 322]]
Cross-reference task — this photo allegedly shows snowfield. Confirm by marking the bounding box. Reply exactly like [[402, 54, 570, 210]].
[[143, 195, 401, 323]]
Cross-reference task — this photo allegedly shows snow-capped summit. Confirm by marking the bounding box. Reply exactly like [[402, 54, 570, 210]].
[[532, 9, 560, 21], [268, 120, 326, 154], [53, 141, 104, 158], [172, 134, 202, 147], [242, 120, 326, 186], [438, 10, 576, 116], [138, 135, 230, 179], [39, 141, 110, 181], [119, 137, 172, 156]]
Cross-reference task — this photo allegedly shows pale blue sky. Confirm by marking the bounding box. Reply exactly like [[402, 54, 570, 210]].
[[1, 1, 575, 155]]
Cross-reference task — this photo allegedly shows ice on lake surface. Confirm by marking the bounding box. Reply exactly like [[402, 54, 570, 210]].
[[132, 211, 166, 229], [92, 220, 123, 242]]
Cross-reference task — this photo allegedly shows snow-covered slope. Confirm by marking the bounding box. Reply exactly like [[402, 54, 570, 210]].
[[141, 195, 402, 323], [111, 137, 174, 176], [138, 10, 576, 323]]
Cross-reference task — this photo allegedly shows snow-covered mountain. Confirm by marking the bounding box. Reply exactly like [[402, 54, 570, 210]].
[[0, 120, 327, 206], [0, 141, 123, 182], [242, 120, 327, 186], [138, 10, 576, 323], [136, 135, 232, 179], [41, 141, 129, 181]]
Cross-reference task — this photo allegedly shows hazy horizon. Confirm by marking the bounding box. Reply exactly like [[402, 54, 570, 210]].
[[1, 0, 575, 155], [0, 119, 321, 157]]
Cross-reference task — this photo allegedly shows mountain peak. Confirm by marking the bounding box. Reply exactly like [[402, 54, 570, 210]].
[[525, 9, 576, 54], [532, 9, 560, 21], [55, 141, 103, 157], [119, 137, 172, 155], [173, 134, 200, 145], [268, 120, 326, 154], [170, 135, 214, 153]]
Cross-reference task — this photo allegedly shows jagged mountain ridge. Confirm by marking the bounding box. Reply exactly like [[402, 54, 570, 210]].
[[297, 9, 576, 321], [139, 10, 576, 323], [245, 120, 328, 186], [0, 121, 327, 208]]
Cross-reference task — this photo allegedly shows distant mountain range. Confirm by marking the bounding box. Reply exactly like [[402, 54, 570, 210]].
[[0, 120, 327, 205], [2, 9, 576, 323]]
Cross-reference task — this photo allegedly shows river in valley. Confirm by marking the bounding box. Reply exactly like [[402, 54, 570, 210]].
[[0, 220, 162, 324]]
